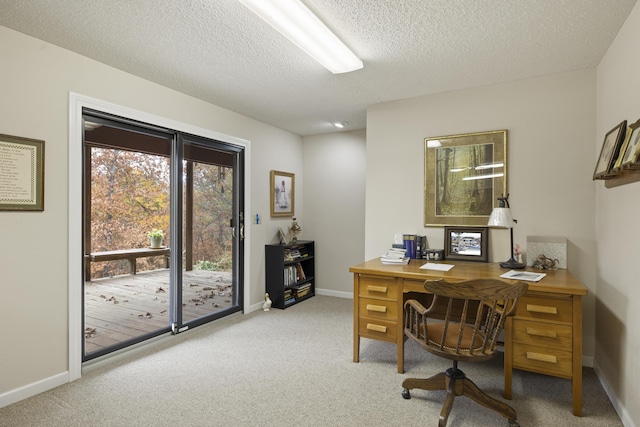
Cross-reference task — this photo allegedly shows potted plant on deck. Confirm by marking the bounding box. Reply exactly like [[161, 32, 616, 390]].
[[148, 229, 164, 249]]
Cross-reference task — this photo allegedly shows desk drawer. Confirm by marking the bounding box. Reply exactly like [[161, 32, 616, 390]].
[[516, 296, 572, 323], [358, 317, 397, 341], [513, 319, 572, 351], [359, 297, 398, 321], [358, 275, 398, 300], [513, 342, 572, 378]]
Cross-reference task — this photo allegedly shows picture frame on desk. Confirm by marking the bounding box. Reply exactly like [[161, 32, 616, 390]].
[[270, 170, 294, 217], [424, 130, 507, 226], [593, 120, 627, 179], [444, 226, 489, 262]]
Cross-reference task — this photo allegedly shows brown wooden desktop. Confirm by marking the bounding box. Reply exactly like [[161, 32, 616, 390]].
[[350, 258, 588, 416]]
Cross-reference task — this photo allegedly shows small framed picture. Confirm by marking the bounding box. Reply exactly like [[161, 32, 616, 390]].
[[593, 121, 627, 179], [278, 227, 290, 245], [0, 134, 45, 211], [618, 118, 640, 170], [444, 226, 489, 262], [270, 170, 294, 217]]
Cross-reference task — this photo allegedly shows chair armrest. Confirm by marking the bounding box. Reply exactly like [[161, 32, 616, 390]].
[[404, 298, 428, 315]]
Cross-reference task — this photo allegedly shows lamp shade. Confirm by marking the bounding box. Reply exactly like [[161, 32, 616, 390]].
[[488, 207, 515, 228]]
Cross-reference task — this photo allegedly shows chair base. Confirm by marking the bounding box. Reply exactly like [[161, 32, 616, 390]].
[[402, 367, 519, 427]]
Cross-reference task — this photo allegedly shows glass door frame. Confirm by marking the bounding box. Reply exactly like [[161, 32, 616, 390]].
[[69, 93, 251, 378]]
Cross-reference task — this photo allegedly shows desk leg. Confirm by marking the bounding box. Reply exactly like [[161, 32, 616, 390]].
[[504, 316, 513, 399], [353, 275, 360, 363], [572, 296, 583, 416], [397, 288, 405, 374]]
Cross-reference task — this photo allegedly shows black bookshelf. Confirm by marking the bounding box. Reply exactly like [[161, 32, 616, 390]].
[[265, 240, 315, 309]]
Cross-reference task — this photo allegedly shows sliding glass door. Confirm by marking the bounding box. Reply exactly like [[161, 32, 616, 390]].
[[82, 111, 243, 361]]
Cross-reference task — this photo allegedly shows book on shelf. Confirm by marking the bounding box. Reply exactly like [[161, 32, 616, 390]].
[[295, 286, 312, 298], [296, 264, 306, 280], [415, 235, 426, 259], [283, 263, 309, 286], [403, 234, 416, 259]]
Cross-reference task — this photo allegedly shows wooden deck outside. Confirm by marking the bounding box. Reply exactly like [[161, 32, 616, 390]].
[[84, 268, 233, 355]]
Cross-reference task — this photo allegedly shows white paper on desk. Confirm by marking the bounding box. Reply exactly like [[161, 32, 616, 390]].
[[500, 270, 546, 282], [419, 263, 454, 271]]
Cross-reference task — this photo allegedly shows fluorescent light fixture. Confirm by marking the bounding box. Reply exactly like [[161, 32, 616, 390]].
[[475, 162, 504, 170], [237, 0, 363, 74], [462, 173, 504, 181], [450, 167, 470, 173], [333, 121, 346, 128]]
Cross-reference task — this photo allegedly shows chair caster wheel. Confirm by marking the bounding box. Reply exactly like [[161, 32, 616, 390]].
[[402, 388, 411, 399], [508, 419, 520, 427]]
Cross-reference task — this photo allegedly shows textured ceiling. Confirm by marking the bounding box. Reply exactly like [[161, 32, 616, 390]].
[[0, 0, 636, 136]]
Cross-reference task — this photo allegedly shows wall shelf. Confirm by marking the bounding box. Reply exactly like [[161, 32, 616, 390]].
[[603, 169, 640, 188]]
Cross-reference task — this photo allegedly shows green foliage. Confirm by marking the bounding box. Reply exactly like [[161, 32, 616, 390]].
[[88, 146, 233, 280], [148, 228, 164, 238], [195, 255, 231, 272]]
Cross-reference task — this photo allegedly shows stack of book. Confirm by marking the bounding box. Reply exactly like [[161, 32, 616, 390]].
[[283, 249, 294, 262], [288, 245, 309, 260], [284, 288, 295, 305], [381, 248, 409, 265], [294, 283, 312, 299]]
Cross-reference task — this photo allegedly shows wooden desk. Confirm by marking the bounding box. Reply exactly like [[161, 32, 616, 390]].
[[350, 258, 588, 416]]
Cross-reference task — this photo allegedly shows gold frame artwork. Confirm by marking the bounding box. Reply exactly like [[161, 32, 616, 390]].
[[0, 134, 45, 211], [270, 170, 294, 217], [616, 118, 640, 171], [424, 130, 507, 226], [593, 120, 627, 180]]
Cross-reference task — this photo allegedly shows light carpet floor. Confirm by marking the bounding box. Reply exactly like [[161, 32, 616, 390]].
[[0, 295, 622, 426]]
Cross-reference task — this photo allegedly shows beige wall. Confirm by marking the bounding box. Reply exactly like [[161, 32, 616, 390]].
[[0, 26, 303, 402], [303, 130, 366, 297], [365, 70, 598, 362], [595, 2, 640, 426]]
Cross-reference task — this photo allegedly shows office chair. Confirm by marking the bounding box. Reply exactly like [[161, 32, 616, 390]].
[[402, 278, 528, 427]]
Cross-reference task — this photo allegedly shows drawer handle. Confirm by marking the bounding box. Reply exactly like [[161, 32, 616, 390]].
[[526, 327, 558, 338], [526, 304, 558, 315], [367, 285, 388, 294], [526, 352, 557, 364], [366, 304, 387, 313], [367, 324, 387, 333]]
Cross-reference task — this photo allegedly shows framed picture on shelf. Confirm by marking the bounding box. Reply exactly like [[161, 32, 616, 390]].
[[424, 130, 507, 226], [617, 118, 640, 170], [278, 227, 290, 245], [593, 120, 627, 179], [270, 170, 294, 217], [444, 226, 489, 262], [0, 134, 45, 211]]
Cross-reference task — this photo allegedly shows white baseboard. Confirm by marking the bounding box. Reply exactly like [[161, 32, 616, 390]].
[[315, 288, 353, 299], [0, 371, 69, 409], [593, 359, 636, 427]]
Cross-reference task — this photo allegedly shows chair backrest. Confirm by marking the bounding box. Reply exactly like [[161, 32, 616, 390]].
[[404, 278, 528, 362]]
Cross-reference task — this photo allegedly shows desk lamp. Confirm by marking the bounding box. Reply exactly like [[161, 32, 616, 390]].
[[488, 194, 525, 269]]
